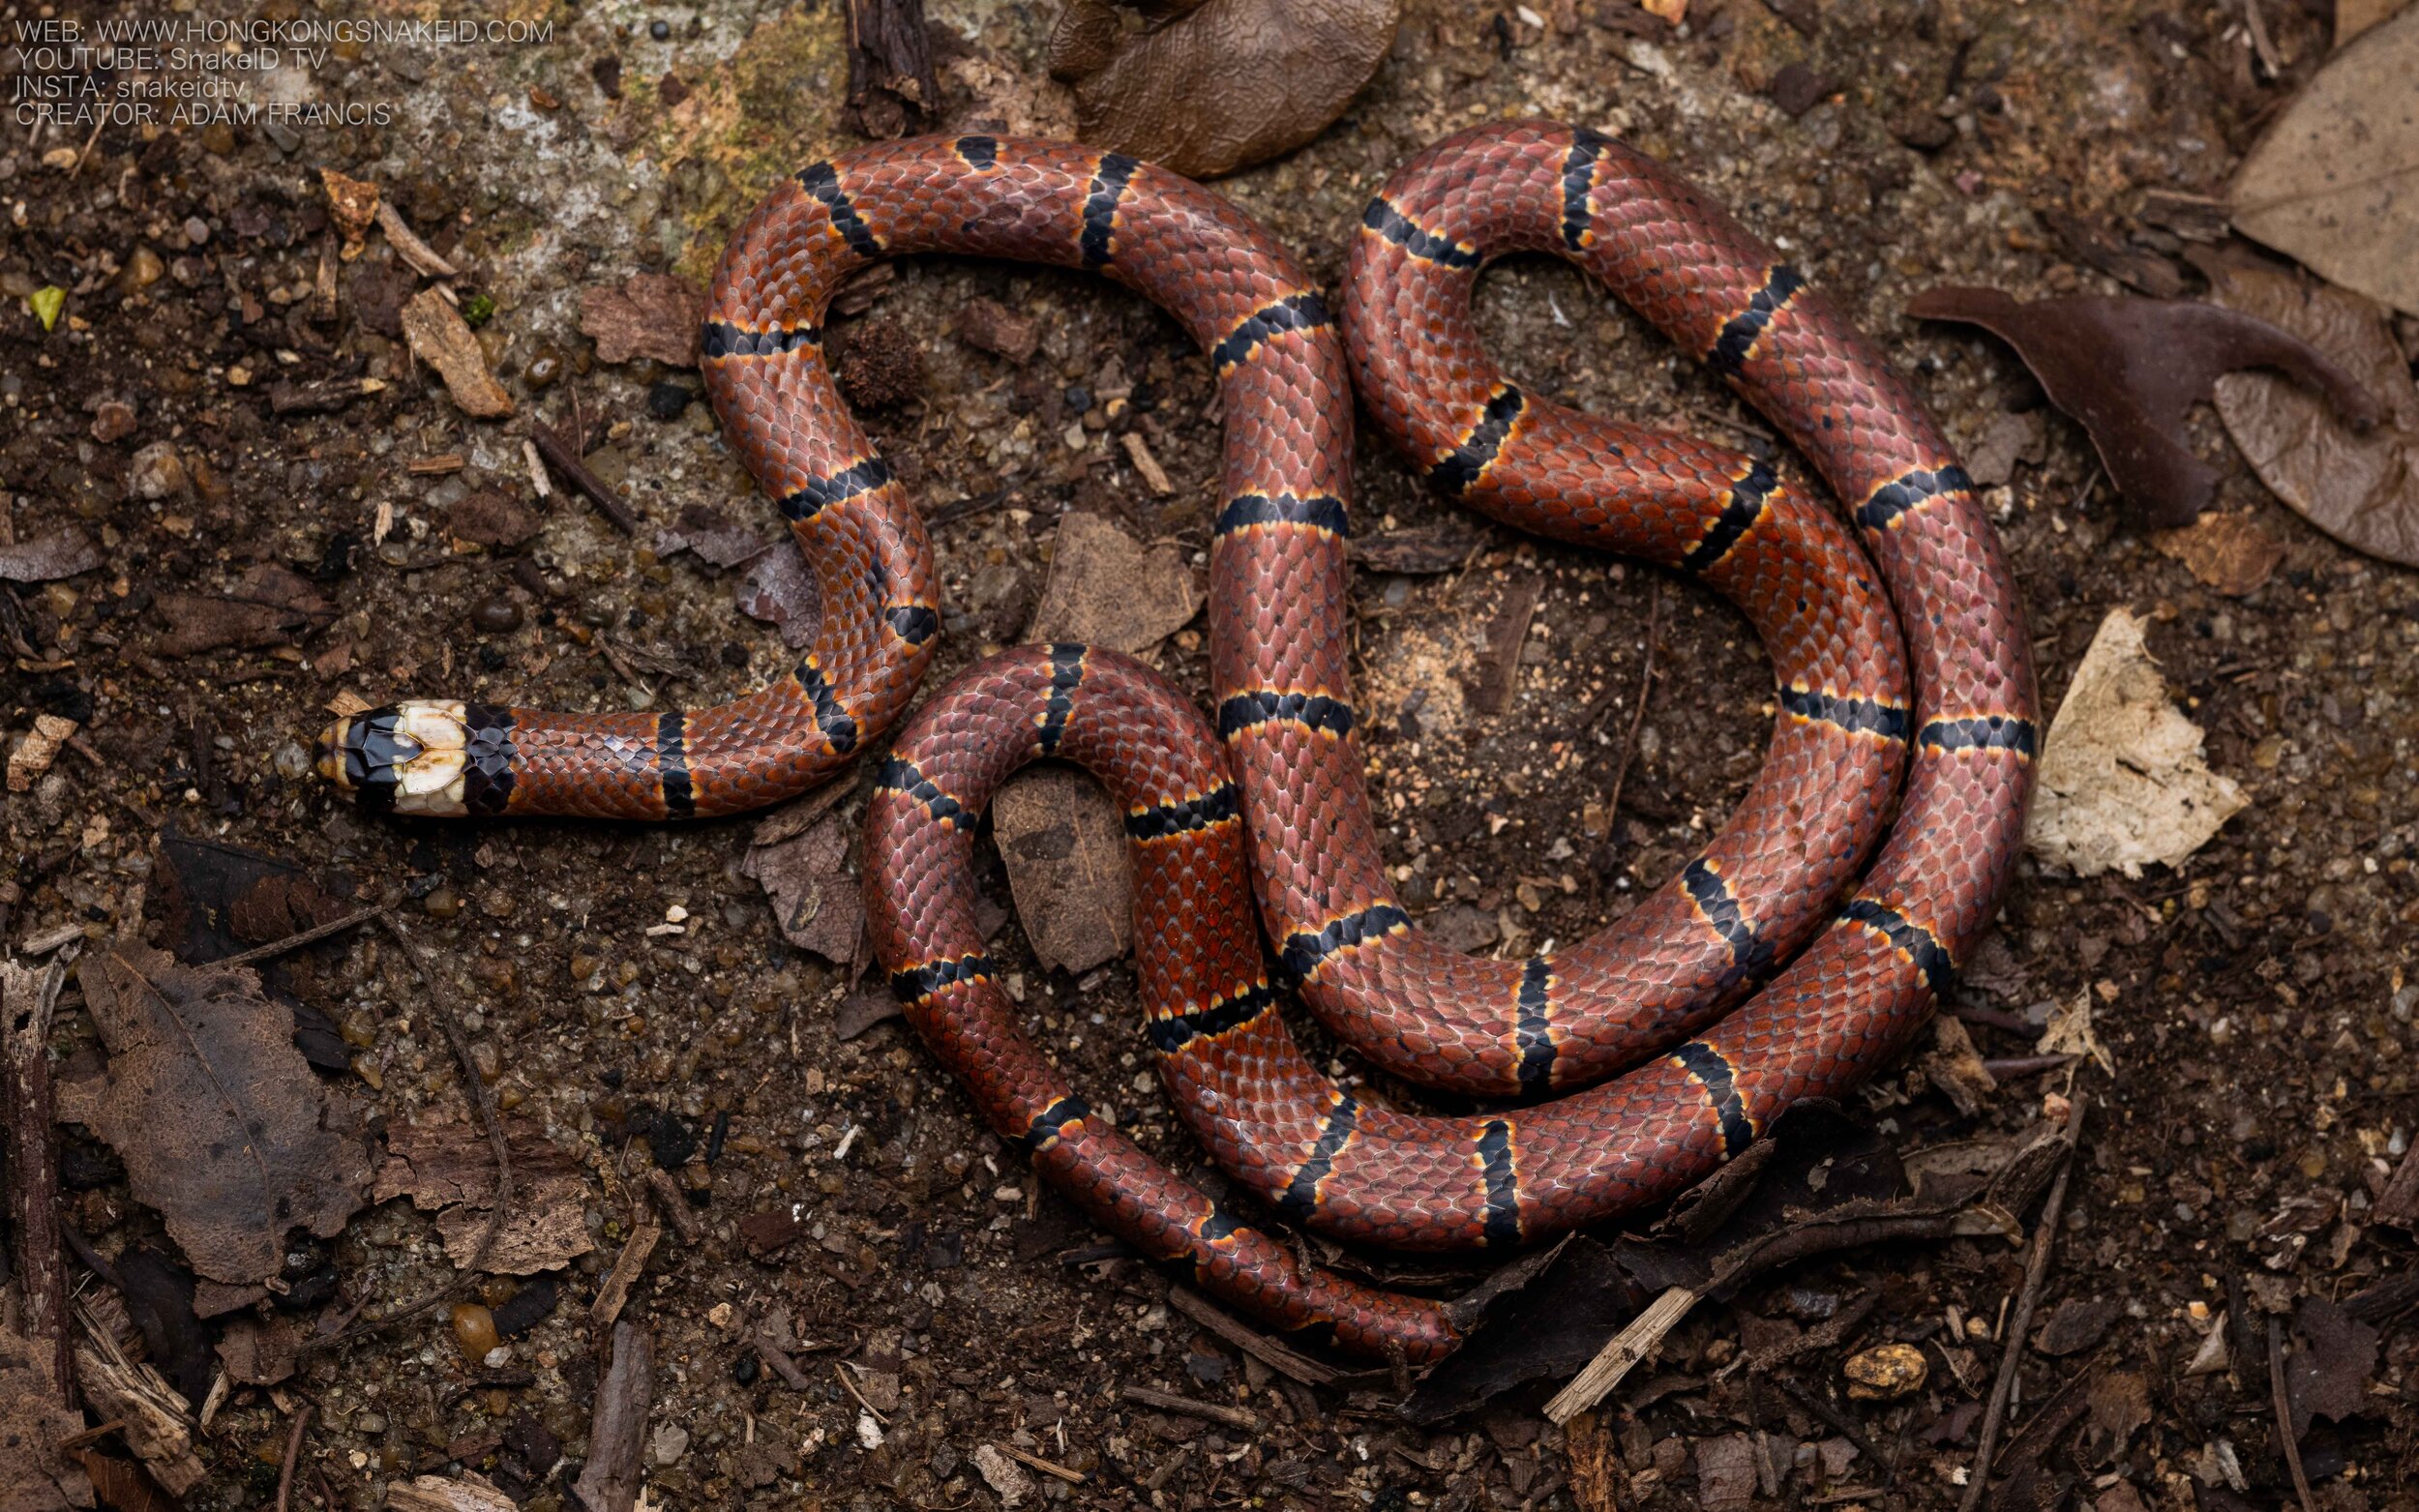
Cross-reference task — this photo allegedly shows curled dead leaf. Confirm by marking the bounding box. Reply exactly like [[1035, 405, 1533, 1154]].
[[2152, 511, 2285, 596], [2196, 253, 2419, 567], [1048, 0, 1401, 178], [2230, 7, 2419, 316], [1908, 285, 2378, 526]]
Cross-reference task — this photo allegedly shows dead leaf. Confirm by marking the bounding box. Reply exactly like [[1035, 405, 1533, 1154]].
[[2034, 1296, 2120, 1355], [212, 1315, 298, 1386], [580, 274, 706, 367], [2230, 7, 2419, 316], [58, 944, 372, 1286], [317, 166, 380, 251], [71, 1454, 169, 1512], [0, 1325, 92, 1511], [0, 527, 103, 582], [402, 289, 515, 418], [736, 542, 819, 649], [2285, 1295, 2379, 1437], [1920, 1015, 1999, 1115], [2197, 254, 2419, 567], [1693, 1435, 1759, 1512], [386, 1474, 518, 1512], [991, 514, 1201, 973], [373, 1118, 596, 1275], [2025, 608, 2249, 877], [2086, 1371, 2153, 1463], [156, 563, 334, 658], [657, 504, 773, 570], [1909, 285, 2379, 527], [2153, 511, 2285, 596], [444, 490, 544, 548], [2037, 989, 2114, 1075], [741, 813, 864, 965], [1047, 0, 1401, 178]]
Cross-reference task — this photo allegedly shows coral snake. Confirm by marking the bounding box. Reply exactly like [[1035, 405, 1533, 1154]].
[[317, 123, 2036, 1361]]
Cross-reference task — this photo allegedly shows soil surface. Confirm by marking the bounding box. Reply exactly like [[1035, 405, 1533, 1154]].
[[6, 1, 2417, 1509]]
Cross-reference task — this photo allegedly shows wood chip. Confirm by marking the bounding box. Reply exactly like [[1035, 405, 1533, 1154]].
[[1118, 1383, 1257, 1429], [375, 200, 460, 278], [402, 289, 513, 418], [1120, 430, 1173, 494], [7, 713, 76, 792], [589, 1224, 662, 1328], [571, 1323, 653, 1512]]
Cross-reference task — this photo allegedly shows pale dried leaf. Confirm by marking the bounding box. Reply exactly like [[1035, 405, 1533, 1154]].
[[387, 1475, 518, 1512], [2025, 608, 2248, 877], [2230, 8, 2419, 315], [2037, 989, 2115, 1075], [0, 528, 103, 583], [373, 1118, 595, 1275]]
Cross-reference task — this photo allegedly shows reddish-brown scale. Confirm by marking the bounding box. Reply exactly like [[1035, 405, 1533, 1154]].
[[327, 129, 2033, 1360]]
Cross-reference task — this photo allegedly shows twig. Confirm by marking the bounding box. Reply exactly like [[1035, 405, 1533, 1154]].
[[642, 1168, 703, 1246], [529, 419, 640, 535], [992, 1442, 1087, 1485], [274, 1403, 313, 1512], [833, 1360, 890, 1424], [2269, 1316, 2316, 1512], [1165, 1287, 1337, 1387], [1542, 1286, 1696, 1423], [2, 959, 75, 1408], [216, 904, 389, 968], [1118, 1383, 1258, 1430], [751, 1334, 813, 1389], [573, 1323, 653, 1512], [1775, 1379, 1894, 1486], [302, 916, 515, 1355], [1979, 1053, 2076, 1080], [1583, 578, 1663, 870], [1957, 1094, 2087, 1512]]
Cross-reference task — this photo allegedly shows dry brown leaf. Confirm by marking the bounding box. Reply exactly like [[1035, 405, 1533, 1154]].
[[2025, 608, 2248, 878], [2197, 255, 2419, 567], [0, 1326, 92, 1511], [1047, 0, 1401, 178], [2038, 988, 2116, 1075], [373, 1118, 596, 1275], [58, 944, 372, 1286], [2152, 511, 2285, 596], [2231, 7, 2419, 315], [155, 563, 334, 658], [1919, 1015, 1999, 1116], [0, 527, 103, 583], [317, 166, 380, 251], [735, 541, 819, 649], [741, 813, 865, 966], [402, 289, 515, 418], [211, 1315, 297, 1386], [580, 274, 706, 367], [993, 514, 1202, 972], [1908, 285, 2378, 527]]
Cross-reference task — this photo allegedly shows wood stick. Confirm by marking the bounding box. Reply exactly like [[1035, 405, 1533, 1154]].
[[2269, 1315, 2316, 1512], [1165, 1287, 1337, 1387], [2, 959, 75, 1408], [1119, 1383, 1257, 1430], [216, 903, 388, 967], [273, 1403, 313, 1512], [1957, 1094, 2087, 1512], [529, 420, 640, 535]]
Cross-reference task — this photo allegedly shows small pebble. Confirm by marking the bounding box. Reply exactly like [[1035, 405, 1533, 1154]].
[[450, 1302, 500, 1361], [90, 400, 136, 443], [471, 597, 523, 634], [423, 886, 463, 920], [732, 1353, 761, 1385], [1843, 1342, 1927, 1400], [649, 18, 670, 38], [272, 741, 313, 782], [524, 347, 564, 391], [183, 217, 210, 247], [647, 380, 697, 420]]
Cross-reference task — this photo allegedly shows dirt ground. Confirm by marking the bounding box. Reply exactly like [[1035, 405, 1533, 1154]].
[[7, 0, 2419, 1507]]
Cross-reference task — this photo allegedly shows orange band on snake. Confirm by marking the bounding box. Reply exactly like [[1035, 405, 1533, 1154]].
[[318, 124, 2036, 1362]]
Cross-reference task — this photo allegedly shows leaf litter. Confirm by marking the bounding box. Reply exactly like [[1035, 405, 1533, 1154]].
[[373, 1118, 595, 1275], [54, 943, 373, 1288]]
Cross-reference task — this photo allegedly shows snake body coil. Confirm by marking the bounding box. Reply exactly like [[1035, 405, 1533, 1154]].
[[318, 125, 2036, 1361]]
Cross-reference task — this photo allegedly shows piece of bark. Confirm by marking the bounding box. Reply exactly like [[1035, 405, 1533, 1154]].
[[373, 1119, 594, 1276], [571, 1324, 654, 1512], [0, 1323, 90, 1510], [579, 275, 705, 368], [401, 290, 514, 419], [844, 0, 942, 138], [387, 1473, 517, 1512], [590, 1226, 662, 1329], [73, 1321, 204, 1497], [1467, 572, 1543, 717], [2, 961, 74, 1408]]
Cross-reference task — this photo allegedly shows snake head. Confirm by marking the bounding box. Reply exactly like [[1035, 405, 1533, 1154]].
[[314, 700, 472, 816]]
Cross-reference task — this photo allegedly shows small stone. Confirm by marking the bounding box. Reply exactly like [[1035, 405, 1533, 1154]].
[[523, 347, 564, 391], [450, 1302, 500, 1361], [651, 1423, 689, 1466], [471, 597, 523, 634], [423, 887, 463, 920], [116, 246, 165, 293], [1769, 62, 1829, 118], [90, 400, 136, 443], [955, 297, 1038, 363], [646, 380, 697, 420], [183, 217, 211, 247], [1843, 1342, 1927, 1400], [649, 18, 671, 39], [1894, 108, 1956, 152], [199, 122, 235, 155], [273, 741, 313, 781], [129, 442, 189, 500]]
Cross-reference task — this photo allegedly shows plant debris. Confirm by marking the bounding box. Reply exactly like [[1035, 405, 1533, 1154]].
[[741, 807, 866, 966], [570, 1322, 653, 1512], [2196, 254, 2419, 567], [2153, 510, 2285, 596], [2228, 7, 2419, 316], [2025, 608, 2250, 877], [0, 527, 103, 583], [155, 564, 335, 659], [1908, 285, 2377, 527], [55, 944, 373, 1287], [1047, 0, 1402, 178], [373, 1118, 595, 1275], [579, 273, 706, 368], [0, 1324, 90, 1512], [401, 289, 515, 419]]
